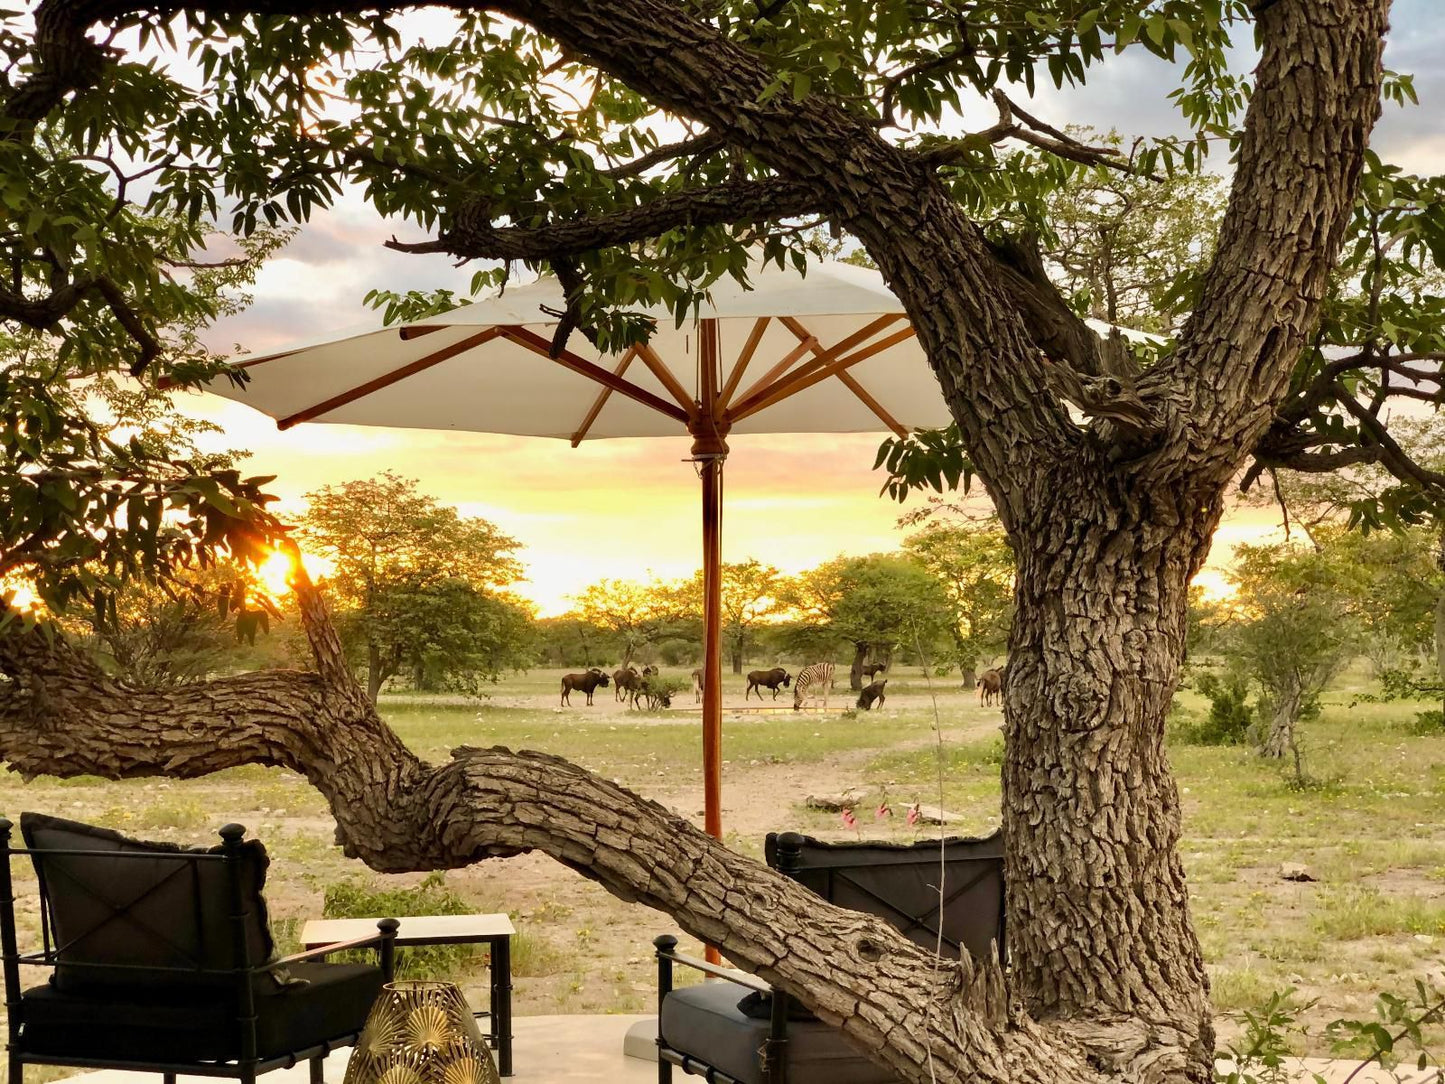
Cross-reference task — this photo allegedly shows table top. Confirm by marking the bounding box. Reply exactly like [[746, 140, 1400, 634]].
[[301, 913, 516, 948]]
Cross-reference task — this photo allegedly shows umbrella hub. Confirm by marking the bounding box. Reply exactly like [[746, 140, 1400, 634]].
[[687, 414, 730, 461]]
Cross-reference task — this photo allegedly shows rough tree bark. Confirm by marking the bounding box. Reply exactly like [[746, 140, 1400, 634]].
[[0, 0, 1394, 1082], [849, 641, 869, 691]]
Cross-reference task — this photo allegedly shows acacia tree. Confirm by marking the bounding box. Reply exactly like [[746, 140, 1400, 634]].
[[1224, 541, 1362, 760], [678, 559, 783, 673], [784, 554, 951, 689], [570, 576, 681, 667], [299, 473, 527, 700], [0, 2, 1437, 1081], [1033, 130, 1227, 335], [903, 515, 1014, 687]]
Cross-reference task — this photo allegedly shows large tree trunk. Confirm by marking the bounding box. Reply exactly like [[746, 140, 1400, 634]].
[[1004, 472, 1219, 1080]]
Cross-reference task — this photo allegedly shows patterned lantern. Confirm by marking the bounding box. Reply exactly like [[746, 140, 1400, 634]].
[[343, 981, 500, 1084]]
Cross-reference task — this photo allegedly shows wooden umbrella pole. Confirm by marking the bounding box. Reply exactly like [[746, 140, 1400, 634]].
[[694, 319, 728, 966], [700, 452, 723, 845]]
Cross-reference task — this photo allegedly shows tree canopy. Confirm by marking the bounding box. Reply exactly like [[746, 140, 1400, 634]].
[[298, 472, 530, 699]]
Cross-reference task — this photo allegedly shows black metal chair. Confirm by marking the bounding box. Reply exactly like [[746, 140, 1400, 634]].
[[0, 812, 399, 1084], [653, 829, 1005, 1084]]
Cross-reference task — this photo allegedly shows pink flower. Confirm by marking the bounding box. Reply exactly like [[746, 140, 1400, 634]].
[[840, 808, 857, 830], [875, 801, 892, 820], [905, 803, 921, 827]]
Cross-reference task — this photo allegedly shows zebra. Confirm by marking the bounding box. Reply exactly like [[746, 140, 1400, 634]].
[[792, 662, 835, 711]]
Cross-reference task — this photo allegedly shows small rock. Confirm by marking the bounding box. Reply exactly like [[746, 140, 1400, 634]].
[[1280, 862, 1315, 882]]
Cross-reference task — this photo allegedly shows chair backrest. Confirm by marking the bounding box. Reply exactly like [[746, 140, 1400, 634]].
[[764, 830, 1005, 963], [15, 812, 276, 997]]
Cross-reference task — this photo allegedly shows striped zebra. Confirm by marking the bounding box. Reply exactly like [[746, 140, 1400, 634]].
[[792, 662, 835, 711]]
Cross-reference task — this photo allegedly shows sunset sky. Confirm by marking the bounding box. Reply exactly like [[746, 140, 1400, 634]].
[[174, 3, 1442, 617]]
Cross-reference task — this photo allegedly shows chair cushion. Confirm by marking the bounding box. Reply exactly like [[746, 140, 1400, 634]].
[[20, 812, 276, 996], [660, 982, 899, 1084], [18, 961, 384, 1063]]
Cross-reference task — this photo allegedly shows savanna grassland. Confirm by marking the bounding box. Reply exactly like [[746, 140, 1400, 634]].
[[2, 663, 1441, 1054]]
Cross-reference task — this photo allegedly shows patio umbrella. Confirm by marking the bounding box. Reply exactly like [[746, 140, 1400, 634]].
[[204, 256, 1136, 846]]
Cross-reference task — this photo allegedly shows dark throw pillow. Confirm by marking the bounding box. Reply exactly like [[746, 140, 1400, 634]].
[[736, 990, 820, 1023]]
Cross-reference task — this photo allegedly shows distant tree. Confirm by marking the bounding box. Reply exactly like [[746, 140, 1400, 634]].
[[1184, 584, 1229, 665], [678, 559, 783, 673], [784, 554, 951, 690], [393, 579, 536, 695], [903, 517, 1013, 687], [1225, 541, 1362, 761], [1036, 130, 1226, 336], [298, 473, 527, 701], [533, 616, 618, 668], [571, 576, 683, 667], [1256, 419, 1445, 709]]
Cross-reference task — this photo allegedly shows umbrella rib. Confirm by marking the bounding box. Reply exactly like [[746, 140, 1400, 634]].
[[780, 313, 906, 380], [730, 336, 818, 409], [727, 324, 917, 423], [732, 313, 904, 409], [571, 347, 640, 446], [499, 327, 691, 424], [275, 326, 506, 431], [836, 370, 908, 438], [634, 343, 699, 416], [715, 317, 770, 414], [398, 326, 447, 341]]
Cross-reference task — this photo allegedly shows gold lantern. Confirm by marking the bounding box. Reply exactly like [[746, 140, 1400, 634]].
[[344, 981, 501, 1084]]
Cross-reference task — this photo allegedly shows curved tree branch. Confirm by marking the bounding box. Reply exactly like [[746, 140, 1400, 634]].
[[383, 176, 823, 261], [1160, 0, 1391, 487], [0, 573, 1109, 1084]]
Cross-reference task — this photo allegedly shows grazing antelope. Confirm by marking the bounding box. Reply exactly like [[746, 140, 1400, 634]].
[[745, 667, 791, 701], [561, 668, 610, 706]]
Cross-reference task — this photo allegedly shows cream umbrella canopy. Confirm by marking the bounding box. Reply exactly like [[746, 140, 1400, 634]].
[[206, 256, 1132, 847], [207, 257, 947, 850]]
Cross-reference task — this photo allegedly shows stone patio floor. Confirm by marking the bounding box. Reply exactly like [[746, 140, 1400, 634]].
[[59, 1014, 1438, 1084]]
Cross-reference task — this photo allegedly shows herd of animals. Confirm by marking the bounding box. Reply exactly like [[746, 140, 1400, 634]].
[[558, 661, 1008, 711]]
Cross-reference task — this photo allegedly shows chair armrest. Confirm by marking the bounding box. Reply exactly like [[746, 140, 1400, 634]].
[[269, 918, 400, 980], [265, 934, 388, 968], [659, 947, 771, 994]]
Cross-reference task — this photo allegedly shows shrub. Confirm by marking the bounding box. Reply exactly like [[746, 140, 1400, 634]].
[[1409, 709, 1445, 735], [323, 872, 481, 980], [1178, 672, 1255, 746]]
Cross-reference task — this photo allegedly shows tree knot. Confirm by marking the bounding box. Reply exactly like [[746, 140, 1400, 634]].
[[854, 936, 884, 962]]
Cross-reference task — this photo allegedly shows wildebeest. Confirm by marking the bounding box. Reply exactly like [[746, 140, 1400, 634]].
[[690, 667, 704, 703], [746, 667, 792, 701], [857, 678, 888, 711], [976, 668, 1003, 707], [861, 662, 888, 680], [561, 668, 610, 706], [613, 666, 641, 702]]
